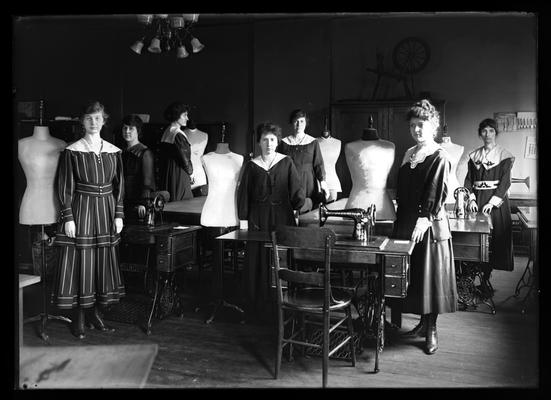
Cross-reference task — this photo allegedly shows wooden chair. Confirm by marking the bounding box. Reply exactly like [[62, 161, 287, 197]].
[[270, 225, 356, 388]]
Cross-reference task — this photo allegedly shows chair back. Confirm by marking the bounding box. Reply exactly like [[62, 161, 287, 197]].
[[271, 225, 336, 310]]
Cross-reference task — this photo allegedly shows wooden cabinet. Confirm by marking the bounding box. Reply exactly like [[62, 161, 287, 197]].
[[330, 100, 446, 196]]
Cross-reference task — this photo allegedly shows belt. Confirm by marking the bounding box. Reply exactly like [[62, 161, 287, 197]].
[[75, 182, 113, 196], [473, 180, 499, 190]]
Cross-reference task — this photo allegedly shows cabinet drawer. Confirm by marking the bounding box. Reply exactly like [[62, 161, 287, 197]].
[[156, 232, 194, 253], [385, 276, 408, 298], [384, 255, 406, 275], [156, 247, 196, 273]]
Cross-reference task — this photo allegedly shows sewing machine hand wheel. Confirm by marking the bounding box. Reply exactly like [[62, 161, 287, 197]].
[[319, 204, 328, 226], [152, 195, 165, 212], [454, 187, 470, 201]]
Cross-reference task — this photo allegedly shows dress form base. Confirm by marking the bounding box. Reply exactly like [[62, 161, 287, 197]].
[[21, 224, 71, 343], [200, 226, 245, 324]]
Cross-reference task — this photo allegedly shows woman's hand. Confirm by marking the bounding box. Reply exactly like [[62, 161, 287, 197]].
[[64, 221, 76, 238], [467, 199, 478, 213], [411, 217, 431, 243], [115, 218, 124, 234], [481, 203, 494, 215]]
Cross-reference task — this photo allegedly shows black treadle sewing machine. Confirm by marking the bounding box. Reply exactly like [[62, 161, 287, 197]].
[[135, 190, 171, 226], [319, 203, 377, 241]]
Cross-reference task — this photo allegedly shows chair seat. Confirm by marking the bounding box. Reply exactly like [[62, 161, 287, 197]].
[[283, 287, 352, 311]]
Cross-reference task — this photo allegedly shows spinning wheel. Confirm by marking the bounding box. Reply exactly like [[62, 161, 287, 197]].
[[392, 37, 431, 74]]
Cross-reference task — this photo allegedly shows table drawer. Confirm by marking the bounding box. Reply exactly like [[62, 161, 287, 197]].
[[384, 255, 406, 275], [385, 276, 408, 298]]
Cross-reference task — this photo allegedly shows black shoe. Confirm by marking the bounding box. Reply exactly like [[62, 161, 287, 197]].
[[425, 313, 438, 355], [86, 307, 115, 332], [72, 308, 86, 339], [401, 315, 427, 338]]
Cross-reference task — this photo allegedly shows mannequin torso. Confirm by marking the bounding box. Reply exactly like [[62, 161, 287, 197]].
[[186, 128, 209, 188], [18, 126, 67, 224], [200, 150, 244, 227], [440, 136, 464, 204], [316, 136, 342, 201], [344, 137, 396, 221]]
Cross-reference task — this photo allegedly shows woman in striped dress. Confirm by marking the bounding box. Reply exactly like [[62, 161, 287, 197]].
[[53, 101, 125, 339]]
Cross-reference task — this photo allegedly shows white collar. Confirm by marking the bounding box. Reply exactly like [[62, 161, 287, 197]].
[[402, 142, 441, 168], [282, 133, 316, 145], [251, 152, 286, 171], [469, 144, 514, 170], [66, 138, 120, 153]]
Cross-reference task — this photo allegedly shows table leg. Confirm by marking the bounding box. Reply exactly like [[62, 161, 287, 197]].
[[205, 239, 245, 324], [374, 257, 385, 373], [145, 273, 160, 336]]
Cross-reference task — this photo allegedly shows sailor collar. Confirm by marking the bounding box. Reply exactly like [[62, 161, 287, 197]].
[[161, 123, 189, 144], [66, 138, 120, 153], [469, 145, 514, 170], [282, 133, 316, 146], [251, 152, 287, 171]]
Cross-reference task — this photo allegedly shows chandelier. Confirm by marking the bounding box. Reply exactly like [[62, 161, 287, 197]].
[[130, 14, 205, 59]]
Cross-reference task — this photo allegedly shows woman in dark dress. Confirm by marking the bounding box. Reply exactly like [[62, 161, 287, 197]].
[[465, 118, 515, 294], [393, 99, 457, 355], [53, 101, 125, 338], [158, 102, 194, 201], [237, 122, 305, 315], [278, 109, 328, 212], [121, 114, 155, 220]]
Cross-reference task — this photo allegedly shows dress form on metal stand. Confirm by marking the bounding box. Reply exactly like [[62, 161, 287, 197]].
[[18, 101, 70, 342], [201, 124, 246, 323]]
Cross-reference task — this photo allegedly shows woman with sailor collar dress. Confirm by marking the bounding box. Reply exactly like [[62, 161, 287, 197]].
[[465, 118, 515, 294]]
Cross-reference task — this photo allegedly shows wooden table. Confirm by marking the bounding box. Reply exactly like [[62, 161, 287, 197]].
[[19, 344, 158, 389], [214, 229, 415, 373], [515, 206, 538, 313], [120, 222, 201, 334], [163, 197, 206, 225]]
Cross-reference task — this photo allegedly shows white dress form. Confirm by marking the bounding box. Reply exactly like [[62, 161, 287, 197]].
[[316, 135, 342, 202], [440, 136, 465, 204], [200, 146, 244, 227], [345, 134, 396, 221], [18, 126, 67, 225], [185, 127, 209, 189]]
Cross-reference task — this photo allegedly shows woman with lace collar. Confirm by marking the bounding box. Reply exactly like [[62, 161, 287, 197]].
[[465, 118, 515, 285], [392, 99, 457, 355], [278, 109, 328, 212], [121, 114, 155, 221]]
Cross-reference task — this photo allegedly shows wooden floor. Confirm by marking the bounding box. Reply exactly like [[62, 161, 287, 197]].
[[18, 255, 539, 389]]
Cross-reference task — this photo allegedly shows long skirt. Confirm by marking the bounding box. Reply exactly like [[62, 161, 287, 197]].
[[402, 229, 458, 315], [52, 244, 125, 309]]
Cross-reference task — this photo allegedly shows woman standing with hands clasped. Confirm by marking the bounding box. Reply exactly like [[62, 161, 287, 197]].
[[393, 99, 457, 355], [278, 109, 328, 212], [53, 101, 125, 339], [464, 118, 515, 295]]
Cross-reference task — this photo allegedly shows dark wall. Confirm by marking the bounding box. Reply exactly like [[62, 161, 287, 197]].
[[13, 13, 537, 200]]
